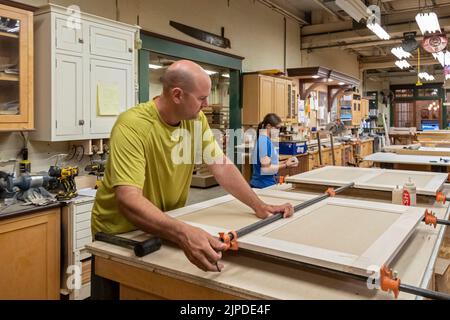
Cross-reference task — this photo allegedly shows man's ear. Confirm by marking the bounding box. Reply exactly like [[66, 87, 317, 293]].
[[172, 88, 183, 103]]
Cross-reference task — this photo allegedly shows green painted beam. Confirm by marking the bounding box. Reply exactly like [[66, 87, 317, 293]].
[[139, 50, 150, 103], [141, 35, 242, 70]]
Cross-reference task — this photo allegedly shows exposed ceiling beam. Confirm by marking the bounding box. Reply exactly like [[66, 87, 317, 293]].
[[257, 0, 310, 24], [302, 16, 450, 49], [311, 0, 345, 20], [360, 57, 439, 70]]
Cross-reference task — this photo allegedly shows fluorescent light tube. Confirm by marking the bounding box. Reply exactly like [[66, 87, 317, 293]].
[[391, 47, 412, 59], [148, 64, 163, 69], [395, 60, 410, 69], [416, 12, 441, 35], [204, 70, 218, 75], [367, 21, 390, 40]]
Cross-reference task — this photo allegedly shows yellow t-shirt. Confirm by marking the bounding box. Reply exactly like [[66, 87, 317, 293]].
[[91, 100, 224, 235]]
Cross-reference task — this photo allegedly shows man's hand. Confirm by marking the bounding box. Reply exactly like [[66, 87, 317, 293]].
[[254, 203, 294, 220], [177, 224, 227, 272]]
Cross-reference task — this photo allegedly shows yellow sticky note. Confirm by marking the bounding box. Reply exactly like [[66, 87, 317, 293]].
[[97, 83, 120, 116]]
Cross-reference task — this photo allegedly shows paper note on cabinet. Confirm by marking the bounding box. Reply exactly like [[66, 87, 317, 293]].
[[97, 83, 120, 116]]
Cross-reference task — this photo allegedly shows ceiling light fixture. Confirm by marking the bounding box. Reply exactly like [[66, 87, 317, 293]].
[[221, 73, 230, 78], [432, 51, 450, 67], [339, 82, 345, 85], [418, 72, 435, 81], [367, 20, 390, 40], [204, 69, 218, 75], [312, 75, 320, 79], [391, 47, 412, 59], [148, 64, 163, 69], [416, 12, 441, 35], [395, 60, 411, 69]]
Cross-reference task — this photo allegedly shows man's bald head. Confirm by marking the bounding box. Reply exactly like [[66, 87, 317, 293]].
[[160, 60, 210, 95]]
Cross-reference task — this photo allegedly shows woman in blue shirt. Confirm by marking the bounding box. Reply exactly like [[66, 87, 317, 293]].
[[250, 113, 299, 189]]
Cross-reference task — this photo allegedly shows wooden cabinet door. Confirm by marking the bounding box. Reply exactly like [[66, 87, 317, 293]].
[[274, 78, 287, 120], [0, 5, 33, 131], [0, 208, 60, 299], [89, 59, 133, 135], [55, 54, 84, 138], [259, 76, 273, 121]]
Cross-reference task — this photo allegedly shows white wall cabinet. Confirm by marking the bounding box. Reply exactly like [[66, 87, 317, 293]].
[[32, 4, 138, 142]]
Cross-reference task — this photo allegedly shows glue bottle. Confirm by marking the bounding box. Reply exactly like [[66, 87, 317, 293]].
[[392, 185, 402, 205], [402, 178, 417, 206]]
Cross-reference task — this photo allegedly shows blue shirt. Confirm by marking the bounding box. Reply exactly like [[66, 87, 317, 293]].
[[250, 135, 279, 189]]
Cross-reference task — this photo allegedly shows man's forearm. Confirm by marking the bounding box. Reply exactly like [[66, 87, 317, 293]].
[[209, 157, 265, 212], [116, 189, 186, 244]]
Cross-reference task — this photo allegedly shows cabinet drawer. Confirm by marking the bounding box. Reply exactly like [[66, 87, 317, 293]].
[[75, 203, 94, 215], [56, 17, 84, 53], [76, 220, 91, 232], [76, 236, 92, 250], [75, 212, 91, 223], [76, 228, 91, 240], [89, 25, 133, 60]]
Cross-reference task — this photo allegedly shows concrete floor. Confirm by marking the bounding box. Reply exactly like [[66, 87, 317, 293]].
[[186, 186, 228, 205]]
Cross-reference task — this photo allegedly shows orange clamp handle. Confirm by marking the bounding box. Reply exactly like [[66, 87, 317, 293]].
[[326, 187, 336, 197], [279, 176, 285, 185], [219, 231, 239, 251], [380, 265, 400, 299], [436, 192, 446, 204], [424, 209, 437, 228]]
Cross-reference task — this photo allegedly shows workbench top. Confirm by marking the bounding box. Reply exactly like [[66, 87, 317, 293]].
[[87, 189, 449, 300], [365, 152, 450, 166], [0, 201, 64, 221]]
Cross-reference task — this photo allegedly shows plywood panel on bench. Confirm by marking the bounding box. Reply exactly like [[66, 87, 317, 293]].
[[179, 196, 303, 231], [266, 204, 399, 256]]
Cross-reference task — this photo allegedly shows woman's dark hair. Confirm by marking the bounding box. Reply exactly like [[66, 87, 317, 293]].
[[257, 113, 282, 136]]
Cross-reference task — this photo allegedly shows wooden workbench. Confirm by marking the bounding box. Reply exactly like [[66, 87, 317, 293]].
[[365, 152, 450, 174], [383, 145, 450, 157], [87, 188, 449, 300]]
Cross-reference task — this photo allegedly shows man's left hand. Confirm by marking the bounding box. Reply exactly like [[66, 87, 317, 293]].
[[255, 203, 294, 220]]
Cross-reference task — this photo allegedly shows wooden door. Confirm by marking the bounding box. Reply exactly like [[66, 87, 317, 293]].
[[89, 59, 133, 135], [274, 78, 287, 120], [0, 5, 33, 130], [259, 76, 273, 121], [0, 208, 60, 299], [55, 54, 84, 138]]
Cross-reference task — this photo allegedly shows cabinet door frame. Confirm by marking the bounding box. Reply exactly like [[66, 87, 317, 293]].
[[89, 59, 133, 136], [54, 53, 85, 138], [0, 5, 33, 129]]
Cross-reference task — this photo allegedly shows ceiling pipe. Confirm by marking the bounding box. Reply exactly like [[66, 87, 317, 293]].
[[312, 0, 345, 21], [257, 0, 310, 24]]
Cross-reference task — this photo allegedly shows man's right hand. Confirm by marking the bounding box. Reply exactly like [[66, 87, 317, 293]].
[[177, 224, 227, 272]]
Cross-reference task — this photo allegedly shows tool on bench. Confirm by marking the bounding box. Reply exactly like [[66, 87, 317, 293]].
[[48, 166, 79, 201], [218, 182, 355, 251], [95, 232, 162, 257]]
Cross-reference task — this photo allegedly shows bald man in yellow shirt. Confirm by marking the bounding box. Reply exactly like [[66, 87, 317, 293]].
[[92, 60, 294, 274]]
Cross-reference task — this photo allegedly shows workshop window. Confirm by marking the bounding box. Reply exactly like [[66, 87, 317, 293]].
[[394, 102, 414, 128]]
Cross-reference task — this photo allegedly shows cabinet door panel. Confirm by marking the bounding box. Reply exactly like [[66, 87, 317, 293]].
[[89, 59, 132, 135], [274, 79, 287, 120], [55, 54, 84, 137], [259, 77, 273, 120], [55, 17, 83, 53], [90, 25, 133, 60]]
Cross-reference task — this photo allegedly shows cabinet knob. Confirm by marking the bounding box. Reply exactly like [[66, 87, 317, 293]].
[[79, 120, 85, 126], [128, 48, 133, 53], [78, 38, 84, 44]]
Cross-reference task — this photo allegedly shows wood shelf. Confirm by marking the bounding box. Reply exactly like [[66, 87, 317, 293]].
[[0, 72, 19, 81], [0, 30, 19, 39]]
